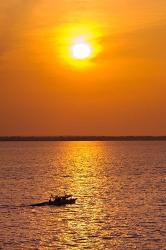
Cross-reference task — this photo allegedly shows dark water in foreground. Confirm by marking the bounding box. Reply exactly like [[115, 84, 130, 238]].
[[0, 141, 165, 250]]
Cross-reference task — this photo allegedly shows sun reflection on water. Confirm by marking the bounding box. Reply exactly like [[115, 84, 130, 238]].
[[1, 142, 165, 249], [51, 141, 121, 249]]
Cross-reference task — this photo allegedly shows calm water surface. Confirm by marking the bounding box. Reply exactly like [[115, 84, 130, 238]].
[[0, 141, 166, 249]]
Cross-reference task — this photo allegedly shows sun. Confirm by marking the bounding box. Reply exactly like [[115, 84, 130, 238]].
[[71, 42, 92, 60], [54, 22, 102, 67]]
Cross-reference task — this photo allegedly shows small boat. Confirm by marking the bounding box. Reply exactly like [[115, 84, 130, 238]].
[[30, 194, 77, 207]]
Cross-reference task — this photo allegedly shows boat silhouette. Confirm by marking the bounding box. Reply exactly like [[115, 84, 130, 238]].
[[30, 194, 77, 207]]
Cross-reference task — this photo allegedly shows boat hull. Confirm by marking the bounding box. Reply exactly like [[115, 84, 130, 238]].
[[30, 198, 77, 207]]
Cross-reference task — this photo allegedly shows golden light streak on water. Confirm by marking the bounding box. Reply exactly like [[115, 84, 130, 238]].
[[0, 141, 165, 249]]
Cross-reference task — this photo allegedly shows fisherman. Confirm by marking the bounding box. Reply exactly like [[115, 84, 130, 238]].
[[49, 194, 54, 204]]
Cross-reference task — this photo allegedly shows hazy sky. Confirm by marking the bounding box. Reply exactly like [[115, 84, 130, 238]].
[[0, 0, 166, 136]]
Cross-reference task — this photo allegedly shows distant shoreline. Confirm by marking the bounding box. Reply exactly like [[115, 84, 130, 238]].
[[0, 136, 166, 141]]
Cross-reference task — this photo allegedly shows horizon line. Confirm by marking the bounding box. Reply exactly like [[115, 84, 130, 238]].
[[0, 135, 166, 141]]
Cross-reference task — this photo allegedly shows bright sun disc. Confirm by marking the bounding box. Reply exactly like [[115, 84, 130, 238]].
[[71, 43, 92, 59]]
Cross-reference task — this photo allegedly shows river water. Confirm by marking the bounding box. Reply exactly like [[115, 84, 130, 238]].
[[0, 141, 165, 249]]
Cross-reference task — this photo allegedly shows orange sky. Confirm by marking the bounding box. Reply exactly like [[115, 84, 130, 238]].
[[0, 0, 166, 136]]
